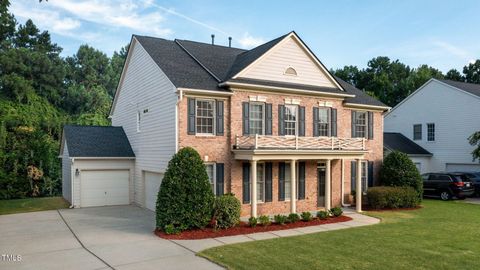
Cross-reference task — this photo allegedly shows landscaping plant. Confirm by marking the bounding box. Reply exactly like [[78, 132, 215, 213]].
[[329, 207, 343, 217], [300, 211, 313, 221], [316, 210, 329, 220], [248, 217, 258, 227], [274, 214, 288, 225], [287, 213, 300, 223], [213, 194, 241, 229], [367, 186, 420, 209], [258, 215, 271, 226], [380, 151, 423, 198], [156, 147, 215, 232]]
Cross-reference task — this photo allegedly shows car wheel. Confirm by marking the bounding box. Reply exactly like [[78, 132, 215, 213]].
[[440, 191, 451, 201]]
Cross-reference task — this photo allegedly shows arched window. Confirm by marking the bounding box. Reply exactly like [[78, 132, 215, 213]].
[[284, 67, 297, 76]]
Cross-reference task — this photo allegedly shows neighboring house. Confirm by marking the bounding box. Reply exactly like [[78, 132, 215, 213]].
[[61, 31, 389, 217], [385, 79, 480, 173], [383, 132, 432, 173]]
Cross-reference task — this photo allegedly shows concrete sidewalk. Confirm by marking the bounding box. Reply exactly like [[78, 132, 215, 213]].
[[173, 209, 380, 253]]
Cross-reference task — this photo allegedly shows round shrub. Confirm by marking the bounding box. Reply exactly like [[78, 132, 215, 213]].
[[380, 151, 423, 197], [287, 213, 300, 223], [329, 207, 343, 217], [274, 214, 288, 225], [300, 212, 313, 221], [213, 194, 241, 229], [258, 215, 271, 226], [156, 147, 214, 232], [366, 186, 420, 209], [248, 217, 258, 227], [317, 211, 328, 220]]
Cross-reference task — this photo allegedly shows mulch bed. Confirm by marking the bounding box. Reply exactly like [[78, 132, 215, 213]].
[[155, 215, 352, 240]]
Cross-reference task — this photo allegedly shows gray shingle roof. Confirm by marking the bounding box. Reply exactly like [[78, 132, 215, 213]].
[[384, 132, 432, 156], [63, 125, 135, 158], [134, 33, 387, 108], [438, 79, 480, 98]]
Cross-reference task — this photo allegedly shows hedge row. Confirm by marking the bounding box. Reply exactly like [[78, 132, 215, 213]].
[[366, 186, 420, 209]]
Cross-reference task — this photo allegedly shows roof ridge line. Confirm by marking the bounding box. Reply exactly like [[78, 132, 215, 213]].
[[174, 39, 221, 82]]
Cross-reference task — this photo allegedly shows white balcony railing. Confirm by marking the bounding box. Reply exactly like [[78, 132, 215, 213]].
[[234, 134, 366, 151]]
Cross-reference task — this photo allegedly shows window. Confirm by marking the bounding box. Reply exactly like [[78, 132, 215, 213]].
[[353, 111, 367, 138], [284, 163, 292, 200], [136, 111, 141, 132], [413, 124, 422, 140], [427, 123, 435, 141], [249, 103, 264, 135], [205, 164, 215, 193], [361, 161, 368, 194], [196, 100, 215, 135], [284, 105, 297, 136], [256, 163, 265, 202], [317, 107, 330, 136], [284, 67, 297, 76]]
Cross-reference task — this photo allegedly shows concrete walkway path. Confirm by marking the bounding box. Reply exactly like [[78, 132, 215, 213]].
[[173, 209, 380, 253]]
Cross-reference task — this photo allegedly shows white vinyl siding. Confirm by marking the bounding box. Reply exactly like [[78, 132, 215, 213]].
[[385, 79, 480, 172], [144, 171, 163, 211], [111, 38, 177, 206]]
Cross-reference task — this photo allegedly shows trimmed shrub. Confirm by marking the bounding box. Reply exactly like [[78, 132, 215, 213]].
[[317, 210, 329, 220], [367, 186, 420, 209], [274, 214, 288, 225], [300, 212, 313, 221], [248, 217, 258, 227], [287, 213, 300, 223], [156, 147, 215, 232], [213, 194, 241, 229], [258, 215, 271, 226], [329, 207, 343, 217], [380, 151, 423, 198]]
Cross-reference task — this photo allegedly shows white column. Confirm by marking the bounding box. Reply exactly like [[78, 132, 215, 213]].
[[356, 159, 362, 212], [290, 160, 296, 214], [325, 159, 331, 210], [251, 160, 257, 218]]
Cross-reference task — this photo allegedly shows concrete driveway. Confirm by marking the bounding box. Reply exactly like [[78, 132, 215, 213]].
[[0, 206, 222, 270]]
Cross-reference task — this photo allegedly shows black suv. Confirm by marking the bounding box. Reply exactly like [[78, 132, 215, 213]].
[[422, 172, 475, 200]]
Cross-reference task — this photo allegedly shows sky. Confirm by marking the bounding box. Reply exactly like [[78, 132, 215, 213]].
[[10, 0, 480, 72]]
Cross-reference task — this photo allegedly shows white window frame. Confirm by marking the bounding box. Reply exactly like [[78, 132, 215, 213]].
[[413, 124, 422, 140], [354, 111, 367, 138], [136, 111, 141, 132], [256, 163, 265, 203], [427, 123, 435, 142], [284, 105, 298, 137], [249, 102, 265, 135], [205, 163, 216, 194], [195, 99, 216, 136], [283, 162, 300, 201], [317, 107, 331, 137], [361, 161, 368, 194]]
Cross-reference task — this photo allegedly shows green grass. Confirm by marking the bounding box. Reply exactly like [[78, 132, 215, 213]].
[[200, 200, 480, 270], [0, 197, 70, 215]]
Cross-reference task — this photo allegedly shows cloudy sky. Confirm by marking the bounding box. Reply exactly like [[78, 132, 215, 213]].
[[11, 0, 480, 72]]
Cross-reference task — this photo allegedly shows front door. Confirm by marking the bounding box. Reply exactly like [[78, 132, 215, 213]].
[[317, 164, 326, 207]]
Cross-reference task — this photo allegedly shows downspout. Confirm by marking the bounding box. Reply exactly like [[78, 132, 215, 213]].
[[69, 158, 74, 209], [175, 89, 184, 153], [341, 158, 351, 207]]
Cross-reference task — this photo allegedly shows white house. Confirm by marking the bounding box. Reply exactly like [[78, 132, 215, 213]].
[[384, 79, 480, 173]]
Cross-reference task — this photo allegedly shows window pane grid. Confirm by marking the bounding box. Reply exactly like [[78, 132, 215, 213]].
[[205, 164, 215, 193], [413, 124, 422, 140], [355, 112, 367, 138], [285, 105, 297, 136], [196, 100, 215, 134], [256, 164, 265, 202], [249, 103, 264, 135], [317, 108, 330, 136], [427, 123, 435, 141]]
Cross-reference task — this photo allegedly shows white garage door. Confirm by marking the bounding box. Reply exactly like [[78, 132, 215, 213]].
[[80, 170, 130, 207], [144, 172, 163, 211], [446, 163, 480, 172]]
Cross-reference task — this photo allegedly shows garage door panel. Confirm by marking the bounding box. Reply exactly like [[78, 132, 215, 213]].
[[80, 170, 130, 207], [145, 172, 163, 211]]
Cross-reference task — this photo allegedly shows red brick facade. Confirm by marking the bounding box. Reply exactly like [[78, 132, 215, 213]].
[[178, 89, 384, 217]]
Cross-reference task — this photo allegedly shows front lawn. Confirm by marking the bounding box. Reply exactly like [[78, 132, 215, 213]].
[[0, 197, 70, 215], [200, 200, 480, 270]]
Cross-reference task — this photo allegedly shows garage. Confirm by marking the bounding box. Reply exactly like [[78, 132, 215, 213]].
[[81, 170, 130, 207], [446, 163, 480, 172], [60, 125, 135, 208], [144, 172, 163, 211]]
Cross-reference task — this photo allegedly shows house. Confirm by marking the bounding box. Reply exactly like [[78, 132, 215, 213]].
[[384, 79, 480, 173], [61, 31, 389, 217], [383, 132, 432, 173]]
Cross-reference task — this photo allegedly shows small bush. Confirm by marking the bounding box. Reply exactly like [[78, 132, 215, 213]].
[[287, 213, 300, 223], [300, 212, 313, 221], [380, 151, 423, 198], [274, 214, 288, 225], [248, 217, 258, 227], [367, 186, 420, 209], [329, 207, 343, 217], [212, 194, 241, 229], [317, 210, 329, 220], [258, 215, 271, 226], [164, 224, 183, 235]]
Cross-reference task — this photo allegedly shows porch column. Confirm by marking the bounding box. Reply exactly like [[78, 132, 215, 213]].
[[325, 159, 331, 210], [356, 159, 362, 212], [290, 159, 297, 213], [251, 160, 257, 218]]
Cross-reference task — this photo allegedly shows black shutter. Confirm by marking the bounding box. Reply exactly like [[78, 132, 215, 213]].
[[216, 100, 224, 136], [313, 107, 319, 137], [351, 161, 357, 192], [265, 103, 272, 135], [331, 108, 337, 137], [368, 111, 374, 140], [242, 102, 249, 135], [278, 162, 285, 201], [351, 111, 356, 138], [242, 163, 250, 204], [298, 106, 305, 136], [298, 162, 306, 200], [278, 105, 285, 136], [187, 98, 196, 135], [368, 161, 374, 187], [265, 162, 273, 202], [216, 163, 224, 196]]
